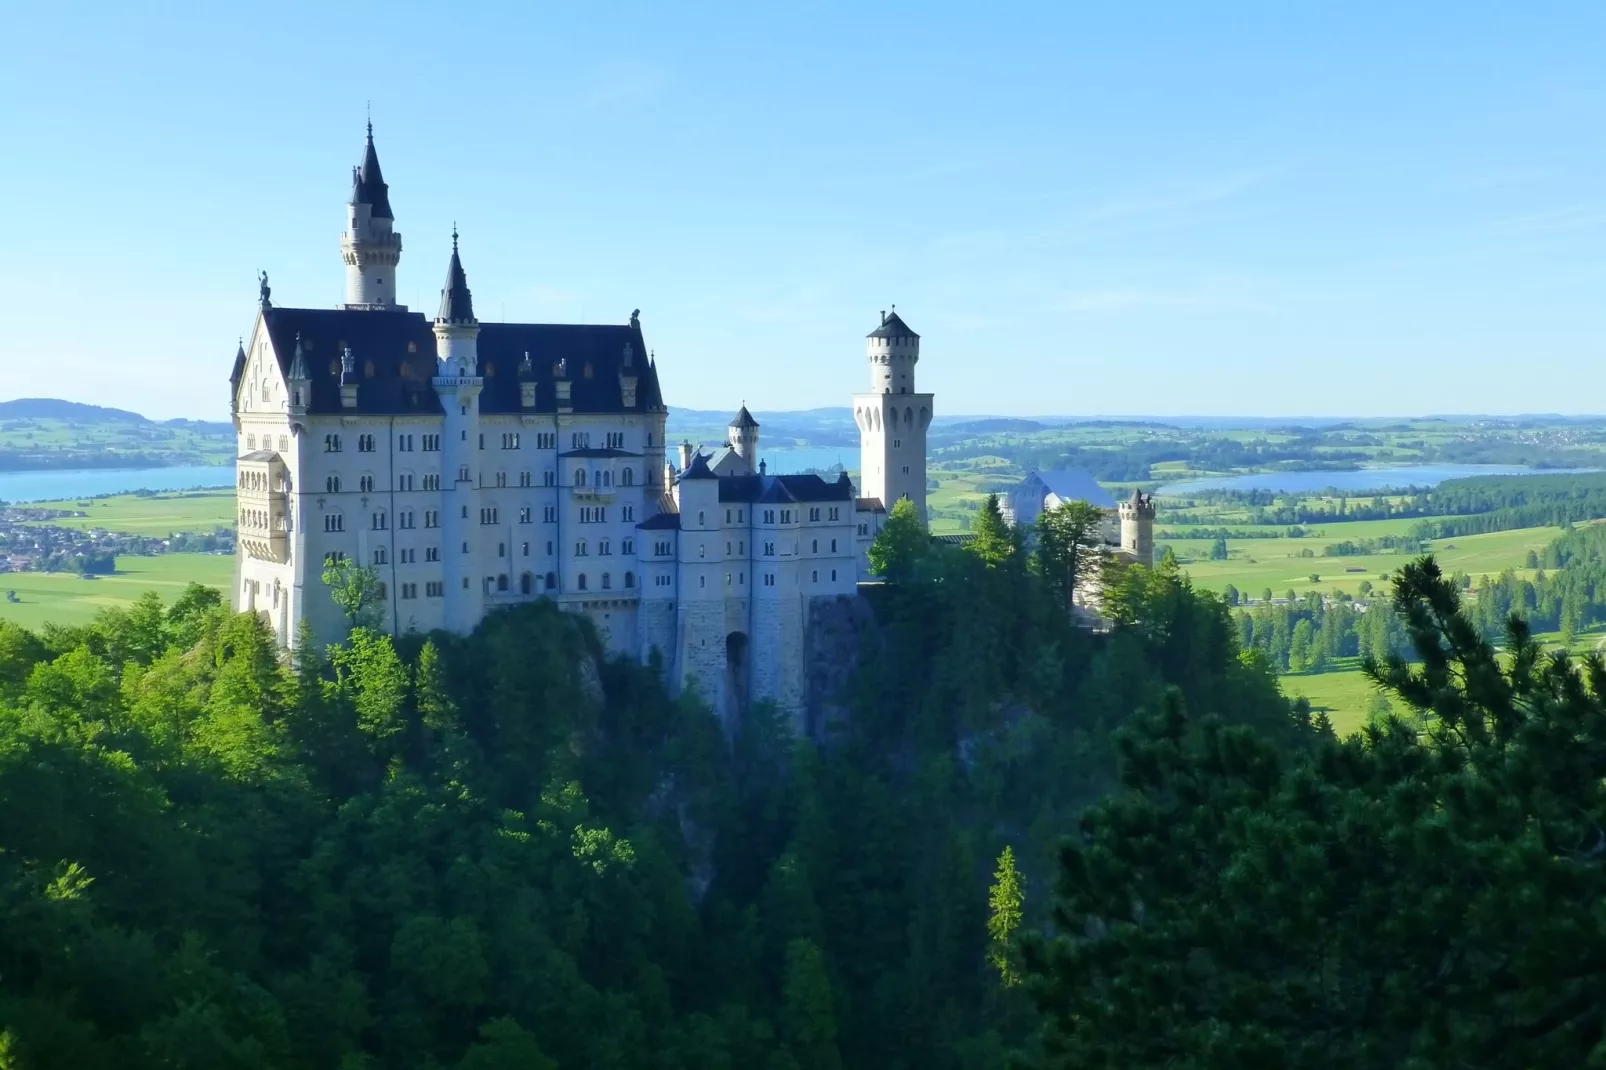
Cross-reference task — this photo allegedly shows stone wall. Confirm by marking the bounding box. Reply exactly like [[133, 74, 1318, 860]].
[[803, 592, 878, 739]]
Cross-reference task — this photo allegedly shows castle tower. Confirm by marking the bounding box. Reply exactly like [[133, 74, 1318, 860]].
[[432, 230, 484, 631], [341, 122, 404, 309], [853, 309, 933, 520], [1119, 488, 1156, 567], [728, 406, 759, 474]]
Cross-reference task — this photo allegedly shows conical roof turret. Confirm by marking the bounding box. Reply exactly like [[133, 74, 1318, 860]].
[[287, 333, 309, 380], [867, 308, 919, 340], [349, 121, 394, 220], [729, 405, 759, 430], [229, 339, 247, 388], [435, 229, 476, 325]]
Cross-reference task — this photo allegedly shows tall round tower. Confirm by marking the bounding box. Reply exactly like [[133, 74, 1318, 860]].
[[432, 230, 484, 632], [852, 308, 934, 520], [341, 122, 404, 309], [728, 405, 759, 474], [1119, 488, 1157, 567]]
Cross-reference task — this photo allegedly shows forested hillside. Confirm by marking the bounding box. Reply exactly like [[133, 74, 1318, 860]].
[[0, 500, 1315, 1068]]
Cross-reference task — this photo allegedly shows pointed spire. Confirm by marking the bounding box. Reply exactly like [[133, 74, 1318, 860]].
[[349, 119, 393, 220], [435, 229, 476, 325], [288, 332, 309, 380], [229, 338, 247, 388], [729, 405, 759, 430]]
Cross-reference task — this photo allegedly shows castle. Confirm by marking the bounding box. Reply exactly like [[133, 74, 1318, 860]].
[[229, 124, 932, 722]]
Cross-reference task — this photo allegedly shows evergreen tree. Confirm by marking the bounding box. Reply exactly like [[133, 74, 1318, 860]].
[[986, 846, 1025, 988], [968, 494, 1018, 568], [867, 498, 928, 580]]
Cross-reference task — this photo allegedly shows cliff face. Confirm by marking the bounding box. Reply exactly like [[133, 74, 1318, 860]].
[[803, 592, 878, 739]]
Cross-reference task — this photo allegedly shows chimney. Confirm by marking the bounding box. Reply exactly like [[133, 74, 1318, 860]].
[[339, 347, 359, 410], [554, 358, 572, 413], [678, 441, 694, 470]]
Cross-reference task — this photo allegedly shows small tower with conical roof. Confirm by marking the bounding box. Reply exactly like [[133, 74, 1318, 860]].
[[728, 405, 759, 474], [853, 308, 934, 520], [432, 229, 485, 633], [1119, 488, 1156, 567], [341, 121, 404, 309]]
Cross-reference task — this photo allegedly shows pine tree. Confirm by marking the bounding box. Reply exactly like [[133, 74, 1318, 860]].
[[987, 846, 1026, 987], [969, 494, 1017, 568], [867, 498, 928, 580]]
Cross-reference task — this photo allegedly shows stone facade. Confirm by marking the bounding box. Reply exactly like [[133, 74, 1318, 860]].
[[230, 124, 919, 730]]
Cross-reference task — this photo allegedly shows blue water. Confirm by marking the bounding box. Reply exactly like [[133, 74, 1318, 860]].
[[0, 465, 235, 504], [761, 448, 855, 474], [1158, 464, 1597, 496]]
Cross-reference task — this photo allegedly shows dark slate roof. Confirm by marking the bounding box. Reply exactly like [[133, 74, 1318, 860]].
[[856, 497, 885, 512], [680, 453, 718, 480], [1033, 469, 1118, 510], [638, 512, 681, 530], [258, 307, 667, 417], [560, 447, 642, 458], [718, 473, 853, 504], [287, 333, 310, 381], [729, 405, 758, 429], [436, 234, 476, 325], [238, 449, 281, 463], [867, 309, 918, 340], [229, 341, 247, 387], [350, 124, 394, 220]]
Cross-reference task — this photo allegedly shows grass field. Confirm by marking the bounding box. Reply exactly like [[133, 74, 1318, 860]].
[[0, 553, 233, 631], [1281, 665, 1388, 737], [1170, 523, 1562, 598], [24, 489, 236, 536]]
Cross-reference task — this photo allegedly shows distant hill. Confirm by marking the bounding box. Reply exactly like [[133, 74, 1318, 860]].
[[0, 398, 150, 423], [0, 399, 232, 436], [945, 418, 1047, 434]]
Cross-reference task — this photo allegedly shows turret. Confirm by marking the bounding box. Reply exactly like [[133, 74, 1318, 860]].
[[287, 332, 310, 414], [1118, 488, 1157, 567], [727, 405, 760, 473], [229, 339, 246, 414], [866, 308, 920, 395], [431, 231, 485, 633], [341, 121, 404, 309]]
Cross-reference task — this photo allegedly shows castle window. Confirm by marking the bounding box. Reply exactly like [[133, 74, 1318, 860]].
[[698, 511, 705, 526], [360, 475, 374, 493], [479, 433, 485, 450], [812, 539, 818, 553], [246, 434, 256, 449], [359, 434, 375, 452], [485, 362, 497, 377], [543, 505, 557, 522], [425, 510, 439, 528], [764, 542, 775, 556], [624, 571, 634, 588], [576, 540, 587, 556], [374, 548, 388, 565], [323, 551, 346, 566], [829, 507, 839, 521], [576, 469, 587, 486], [831, 538, 837, 552], [831, 569, 837, 582], [764, 510, 774, 524], [812, 570, 818, 583], [326, 475, 341, 493], [371, 511, 386, 529], [545, 572, 557, 590], [398, 473, 414, 491], [519, 507, 532, 523], [521, 572, 533, 595], [601, 470, 611, 487], [809, 508, 820, 522], [400, 361, 413, 378], [407, 341, 418, 354], [699, 576, 705, 588], [578, 574, 588, 591], [543, 470, 556, 486], [498, 542, 505, 557], [599, 540, 611, 555], [621, 467, 634, 486], [325, 434, 342, 452], [323, 514, 344, 532], [606, 431, 624, 448], [423, 434, 440, 451], [498, 574, 509, 591], [519, 471, 532, 487], [699, 544, 705, 559], [463, 542, 469, 554], [426, 547, 440, 561], [602, 573, 611, 590], [726, 572, 732, 586], [427, 581, 443, 597], [279, 435, 288, 451], [495, 471, 507, 488]]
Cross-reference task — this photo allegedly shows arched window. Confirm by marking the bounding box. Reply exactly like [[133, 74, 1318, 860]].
[[621, 467, 634, 486], [497, 574, 509, 591], [521, 541, 529, 556], [602, 573, 612, 590], [698, 511, 705, 526], [905, 406, 914, 426], [577, 573, 588, 591], [521, 572, 533, 595], [576, 468, 587, 486], [624, 571, 635, 588], [498, 542, 505, 557], [601, 470, 611, 487], [326, 475, 340, 493], [545, 571, 557, 590]]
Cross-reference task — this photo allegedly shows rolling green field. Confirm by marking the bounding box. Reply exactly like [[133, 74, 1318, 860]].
[[1167, 522, 1562, 599], [23, 489, 236, 536], [0, 553, 234, 631]]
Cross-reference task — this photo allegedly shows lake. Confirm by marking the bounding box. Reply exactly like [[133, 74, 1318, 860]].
[[1158, 464, 1598, 496], [0, 465, 235, 504], [0, 448, 855, 505]]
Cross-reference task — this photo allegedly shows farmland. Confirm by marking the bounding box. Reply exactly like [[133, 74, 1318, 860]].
[[0, 552, 233, 631]]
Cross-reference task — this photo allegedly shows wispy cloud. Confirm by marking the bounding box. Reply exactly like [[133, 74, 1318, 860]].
[[1083, 171, 1272, 224], [1489, 201, 1606, 235]]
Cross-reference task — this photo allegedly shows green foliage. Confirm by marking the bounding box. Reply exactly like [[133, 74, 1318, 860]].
[[321, 558, 385, 627], [1033, 499, 1105, 609], [1022, 556, 1606, 1066], [986, 847, 1025, 987], [967, 494, 1018, 568], [866, 497, 928, 580]]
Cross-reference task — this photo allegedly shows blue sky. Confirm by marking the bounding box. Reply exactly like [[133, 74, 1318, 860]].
[[1, 2, 1602, 420]]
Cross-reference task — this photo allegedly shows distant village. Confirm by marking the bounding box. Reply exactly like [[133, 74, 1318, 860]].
[[0, 505, 233, 576]]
